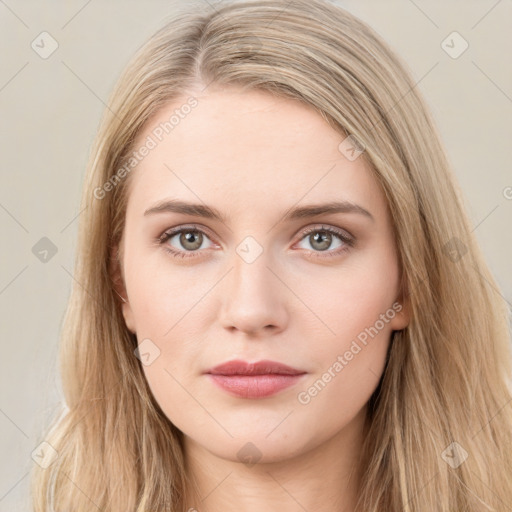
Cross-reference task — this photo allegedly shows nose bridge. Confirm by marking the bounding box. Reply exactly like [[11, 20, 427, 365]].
[[218, 237, 288, 334], [232, 241, 273, 296]]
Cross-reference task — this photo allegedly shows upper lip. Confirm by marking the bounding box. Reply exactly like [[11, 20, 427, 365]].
[[206, 359, 306, 376]]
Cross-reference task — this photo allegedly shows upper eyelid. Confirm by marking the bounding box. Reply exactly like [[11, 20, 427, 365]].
[[299, 224, 353, 238], [161, 223, 216, 239], [160, 223, 353, 245]]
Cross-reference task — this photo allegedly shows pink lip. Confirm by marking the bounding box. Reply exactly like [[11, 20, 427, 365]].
[[205, 359, 307, 399]]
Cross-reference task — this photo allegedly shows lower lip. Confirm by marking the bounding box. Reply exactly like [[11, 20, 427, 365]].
[[207, 374, 306, 398]]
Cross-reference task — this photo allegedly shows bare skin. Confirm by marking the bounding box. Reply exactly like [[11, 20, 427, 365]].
[[115, 86, 410, 512]]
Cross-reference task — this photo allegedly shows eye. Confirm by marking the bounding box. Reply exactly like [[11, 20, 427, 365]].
[[158, 225, 216, 259], [294, 224, 354, 258], [157, 223, 355, 260]]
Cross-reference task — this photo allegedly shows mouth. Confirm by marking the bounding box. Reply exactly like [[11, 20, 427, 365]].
[[205, 359, 307, 399]]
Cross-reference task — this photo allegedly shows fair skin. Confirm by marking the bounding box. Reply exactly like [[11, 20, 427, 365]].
[[116, 86, 410, 512]]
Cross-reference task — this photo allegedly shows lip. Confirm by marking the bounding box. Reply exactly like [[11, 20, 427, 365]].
[[205, 359, 307, 399], [207, 359, 305, 376]]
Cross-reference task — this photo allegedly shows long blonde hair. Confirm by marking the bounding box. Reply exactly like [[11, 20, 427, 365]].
[[31, 1, 512, 510]]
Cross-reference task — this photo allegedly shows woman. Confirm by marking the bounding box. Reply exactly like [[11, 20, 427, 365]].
[[31, 0, 512, 510]]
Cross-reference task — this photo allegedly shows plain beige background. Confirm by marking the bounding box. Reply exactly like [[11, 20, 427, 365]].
[[0, 0, 511, 510]]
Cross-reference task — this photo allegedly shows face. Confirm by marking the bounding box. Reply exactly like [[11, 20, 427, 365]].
[[116, 87, 409, 464]]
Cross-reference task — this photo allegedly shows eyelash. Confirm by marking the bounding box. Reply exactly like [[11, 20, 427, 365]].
[[157, 223, 355, 260]]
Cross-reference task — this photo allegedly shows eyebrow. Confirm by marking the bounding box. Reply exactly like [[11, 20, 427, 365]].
[[143, 199, 374, 223]]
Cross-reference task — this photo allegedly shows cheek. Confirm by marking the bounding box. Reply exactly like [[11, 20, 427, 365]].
[[313, 249, 400, 344], [124, 252, 210, 396], [294, 269, 398, 429], [124, 245, 203, 333], [314, 296, 394, 383], [301, 249, 400, 388]]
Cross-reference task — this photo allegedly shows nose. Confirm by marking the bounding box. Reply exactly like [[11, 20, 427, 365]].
[[218, 249, 289, 336]]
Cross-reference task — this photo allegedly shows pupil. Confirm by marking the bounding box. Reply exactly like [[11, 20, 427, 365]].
[[181, 231, 202, 250], [312, 231, 331, 251]]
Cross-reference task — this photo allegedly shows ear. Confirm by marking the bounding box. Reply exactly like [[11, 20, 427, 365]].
[[110, 243, 137, 334], [389, 278, 411, 331]]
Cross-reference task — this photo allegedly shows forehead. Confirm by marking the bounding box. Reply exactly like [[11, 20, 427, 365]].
[[126, 88, 387, 219]]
